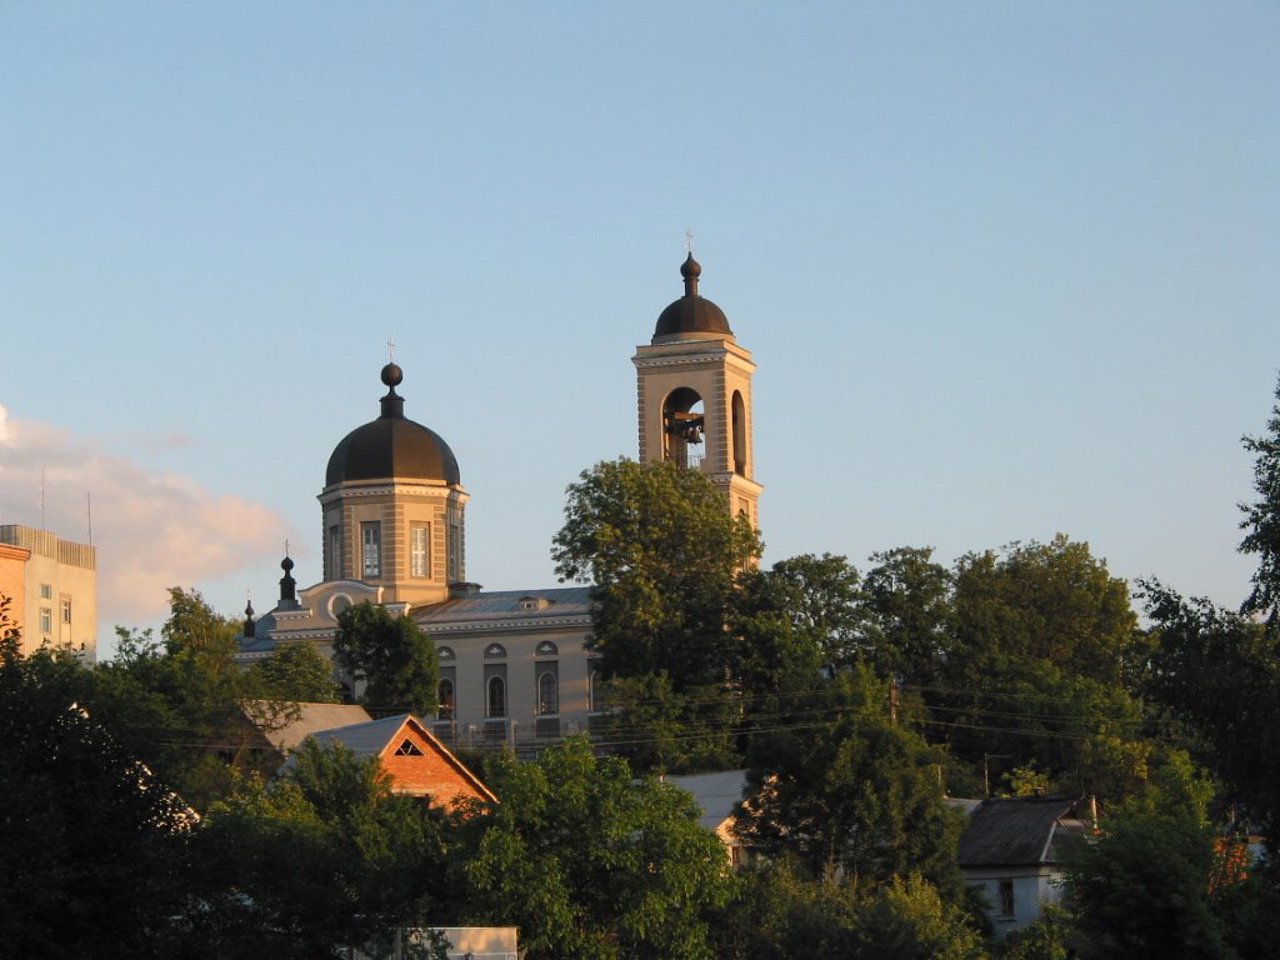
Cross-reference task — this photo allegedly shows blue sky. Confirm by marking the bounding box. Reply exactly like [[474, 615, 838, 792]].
[[2, 2, 1277, 647]]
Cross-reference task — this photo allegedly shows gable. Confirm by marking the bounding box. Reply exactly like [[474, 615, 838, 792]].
[[375, 716, 497, 808]]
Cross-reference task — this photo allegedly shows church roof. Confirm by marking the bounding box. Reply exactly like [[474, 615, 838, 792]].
[[653, 253, 734, 343], [325, 363, 461, 487], [414, 586, 593, 624]]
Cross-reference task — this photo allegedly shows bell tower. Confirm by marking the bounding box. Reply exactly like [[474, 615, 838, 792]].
[[633, 254, 763, 527]]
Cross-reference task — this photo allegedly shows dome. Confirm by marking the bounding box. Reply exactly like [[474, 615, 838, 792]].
[[653, 253, 734, 342], [325, 364, 461, 487]]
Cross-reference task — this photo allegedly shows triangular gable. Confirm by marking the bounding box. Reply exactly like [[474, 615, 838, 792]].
[[373, 715, 498, 807]]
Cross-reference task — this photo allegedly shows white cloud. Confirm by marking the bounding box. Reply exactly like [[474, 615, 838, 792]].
[[0, 412, 292, 631]]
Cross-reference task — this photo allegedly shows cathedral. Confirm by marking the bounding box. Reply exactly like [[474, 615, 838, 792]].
[[237, 254, 761, 751]]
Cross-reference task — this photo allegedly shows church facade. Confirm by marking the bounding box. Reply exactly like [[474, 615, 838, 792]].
[[237, 254, 760, 752]]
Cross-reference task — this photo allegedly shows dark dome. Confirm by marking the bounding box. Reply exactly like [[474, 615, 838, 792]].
[[653, 253, 734, 342], [325, 369, 461, 487]]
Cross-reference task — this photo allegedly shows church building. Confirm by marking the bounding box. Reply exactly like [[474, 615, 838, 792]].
[[237, 254, 761, 752]]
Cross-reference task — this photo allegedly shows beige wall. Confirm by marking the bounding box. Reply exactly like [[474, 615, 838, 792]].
[[0, 543, 30, 640], [0, 526, 97, 659]]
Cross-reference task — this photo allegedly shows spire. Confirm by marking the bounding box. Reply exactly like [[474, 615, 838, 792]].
[[680, 252, 701, 298], [278, 553, 298, 610], [243, 597, 256, 639], [379, 362, 405, 420]]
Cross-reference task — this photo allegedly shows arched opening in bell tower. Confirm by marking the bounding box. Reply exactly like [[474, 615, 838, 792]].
[[663, 387, 705, 470], [732, 389, 748, 476]]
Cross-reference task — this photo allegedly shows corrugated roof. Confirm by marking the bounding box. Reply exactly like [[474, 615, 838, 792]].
[[958, 796, 1089, 867]]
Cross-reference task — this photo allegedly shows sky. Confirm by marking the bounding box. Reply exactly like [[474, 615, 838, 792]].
[[2, 2, 1277, 655]]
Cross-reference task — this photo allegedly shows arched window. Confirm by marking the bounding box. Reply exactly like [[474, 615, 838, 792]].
[[535, 640, 558, 657], [537, 670, 558, 716], [437, 678, 455, 720], [484, 643, 507, 660], [487, 676, 507, 718], [732, 389, 747, 475], [588, 664, 601, 713], [663, 387, 705, 470]]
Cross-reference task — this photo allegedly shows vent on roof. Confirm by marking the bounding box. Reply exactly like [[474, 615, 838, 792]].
[[394, 739, 423, 756]]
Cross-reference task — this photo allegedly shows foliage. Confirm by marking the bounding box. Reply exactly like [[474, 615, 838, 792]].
[[187, 741, 452, 960], [333, 601, 440, 714], [993, 905, 1072, 960], [552, 458, 761, 688], [860, 546, 953, 685], [249, 641, 341, 702], [1240, 374, 1280, 624], [460, 736, 733, 960], [592, 672, 740, 774], [1065, 753, 1235, 960], [737, 666, 963, 895], [0, 627, 193, 959], [849, 875, 987, 960]]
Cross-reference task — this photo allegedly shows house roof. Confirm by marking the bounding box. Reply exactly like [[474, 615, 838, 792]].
[[666, 770, 749, 833], [296, 713, 498, 805], [958, 795, 1092, 868], [242, 701, 373, 754]]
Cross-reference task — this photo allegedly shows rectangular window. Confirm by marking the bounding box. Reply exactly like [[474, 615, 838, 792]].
[[411, 523, 431, 578], [40, 583, 52, 600], [39, 607, 52, 634], [61, 598, 72, 624], [447, 522, 461, 582], [361, 522, 381, 579], [998, 879, 1015, 917], [329, 525, 342, 579]]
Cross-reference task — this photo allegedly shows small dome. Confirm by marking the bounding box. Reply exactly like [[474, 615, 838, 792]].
[[325, 367, 461, 487], [653, 253, 734, 342]]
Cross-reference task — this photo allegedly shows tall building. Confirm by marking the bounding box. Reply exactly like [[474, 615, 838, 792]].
[[238, 255, 759, 749], [0, 524, 98, 659]]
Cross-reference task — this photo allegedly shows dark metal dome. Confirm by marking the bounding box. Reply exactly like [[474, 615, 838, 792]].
[[325, 366, 461, 487], [653, 253, 734, 342]]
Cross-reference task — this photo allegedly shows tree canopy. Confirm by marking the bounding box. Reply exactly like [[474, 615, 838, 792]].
[[333, 601, 439, 715]]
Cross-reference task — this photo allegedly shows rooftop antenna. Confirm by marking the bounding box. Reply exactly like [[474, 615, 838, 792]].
[[40, 467, 46, 531], [86, 492, 93, 546]]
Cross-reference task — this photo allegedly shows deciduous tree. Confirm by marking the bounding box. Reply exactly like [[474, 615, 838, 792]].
[[333, 602, 439, 715]]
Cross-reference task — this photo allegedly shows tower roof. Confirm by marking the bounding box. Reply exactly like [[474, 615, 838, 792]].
[[325, 363, 461, 487], [653, 253, 734, 343]]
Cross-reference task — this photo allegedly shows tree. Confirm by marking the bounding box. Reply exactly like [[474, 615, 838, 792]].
[[0, 620, 193, 959], [552, 458, 761, 687], [188, 741, 452, 959], [1240, 374, 1280, 624], [737, 667, 964, 895], [849, 875, 987, 960], [1064, 753, 1237, 960], [332, 602, 439, 715], [460, 736, 733, 960], [860, 546, 953, 686], [250, 642, 341, 702]]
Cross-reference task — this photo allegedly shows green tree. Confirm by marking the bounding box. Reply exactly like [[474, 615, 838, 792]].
[[737, 667, 963, 895], [849, 875, 987, 960], [461, 736, 733, 960], [0, 621, 193, 959], [332, 602, 439, 715], [860, 546, 953, 686], [1065, 753, 1236, 960], [1240, 374, 1280, 624], [250, 642, 341, 702], [187, 741, 451, 960], [552, 458, 761, 687]]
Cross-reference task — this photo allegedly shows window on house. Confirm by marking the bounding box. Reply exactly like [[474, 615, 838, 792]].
[[487, 676, 507, 718], [39, 607, 52, 634], [998, 879, 1015, 917], [60, 598, 72, 624], [361, 522, 382, 578], [410, 523, 430, 578], [437, 678, 455, 720], [40, 583, 52, 600], [393, 738, 424, 757], [537, 670, 558, 716]]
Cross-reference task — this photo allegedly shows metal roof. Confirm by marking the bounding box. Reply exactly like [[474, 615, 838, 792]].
[[958, 796, 1091, 868]]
